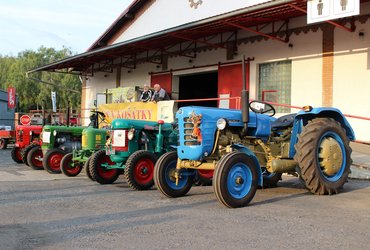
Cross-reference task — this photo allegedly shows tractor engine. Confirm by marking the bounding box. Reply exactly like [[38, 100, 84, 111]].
[[56, 133, 82, 152]]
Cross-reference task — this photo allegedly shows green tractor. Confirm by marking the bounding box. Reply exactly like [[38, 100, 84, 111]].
[[40, 125, 84, 174], [27, 111, 106, 174], [59, 111, 109, 177], [60, 127, 108, 178], [88, 118, 177, 190]]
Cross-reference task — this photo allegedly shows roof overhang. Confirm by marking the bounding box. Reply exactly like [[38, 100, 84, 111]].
[[28, 0, 361, 75]]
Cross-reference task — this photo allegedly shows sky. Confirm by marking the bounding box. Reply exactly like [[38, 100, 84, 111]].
[[0, 0, 133, 56]]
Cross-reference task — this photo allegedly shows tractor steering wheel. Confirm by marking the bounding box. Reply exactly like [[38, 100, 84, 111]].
[[249, 100, 276, 117]]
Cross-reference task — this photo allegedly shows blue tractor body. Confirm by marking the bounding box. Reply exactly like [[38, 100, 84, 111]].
[[154, 102, 355, 208]]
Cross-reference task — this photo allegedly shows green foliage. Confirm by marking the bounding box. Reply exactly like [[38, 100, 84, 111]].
[[0, 47, 81, 112]]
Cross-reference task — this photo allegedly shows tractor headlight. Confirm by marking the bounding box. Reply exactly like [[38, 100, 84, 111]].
[[127, 128, 135, 140], [53, 130, 57, 136], [216, 118, 227, 130]]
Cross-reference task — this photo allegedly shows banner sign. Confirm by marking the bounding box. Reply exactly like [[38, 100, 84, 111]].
[[99, 102, 157, 124], [7, 87, 16, 109], [51, 91, 57, 112], [98, 100, 175, 124]]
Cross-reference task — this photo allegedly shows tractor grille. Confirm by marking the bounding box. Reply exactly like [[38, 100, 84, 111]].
[[182, 117, 200, 146]]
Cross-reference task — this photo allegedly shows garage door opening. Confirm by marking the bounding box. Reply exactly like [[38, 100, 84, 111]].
[[178, 72, 218, 108]]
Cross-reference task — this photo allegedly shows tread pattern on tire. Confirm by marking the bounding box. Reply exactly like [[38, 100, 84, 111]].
[[11, 147, 23, 164], [124, 150, 157, 191], [22, 144, 37, 166], [213, 151, 258, 208], [89, 149, 119, 184], [61, 153, 83, 177], [84, 157, 95, 181], [154, 151, 193, 198], [42, 148, 65, 174], [294, 118, 352, 195], [27, 146, 43, 170]]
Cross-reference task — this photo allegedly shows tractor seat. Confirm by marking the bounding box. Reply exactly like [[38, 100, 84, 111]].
[[271, 113, 296, 130]]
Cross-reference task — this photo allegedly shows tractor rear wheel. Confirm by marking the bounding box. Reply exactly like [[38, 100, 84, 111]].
[[43, 148, 65, 174], [89, 150, 119, 184], [11, 147, 23, 164], [213, 152, 258, 208], [22, 144, 37, 166], [294, 118, 352, 195], [61, 153, 83, 177], [0, 139, 7, 149], [154, 151, 193, 198], [27, 146, 43, 170], [84, 156, 95, 181], [124, 150, 157, 190]]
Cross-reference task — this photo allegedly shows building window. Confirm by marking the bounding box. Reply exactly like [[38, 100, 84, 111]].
[[258, 60, 291, 113]]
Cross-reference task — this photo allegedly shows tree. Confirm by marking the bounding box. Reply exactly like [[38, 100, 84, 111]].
[[0, 47, 81, 112]]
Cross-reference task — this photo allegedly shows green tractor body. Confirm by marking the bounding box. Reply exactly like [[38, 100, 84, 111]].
[[89, 118, 177, 190]]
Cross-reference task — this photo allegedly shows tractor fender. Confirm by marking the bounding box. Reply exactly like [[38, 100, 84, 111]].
[[289, 107, 355, 157], [231, 144, 263, 187]]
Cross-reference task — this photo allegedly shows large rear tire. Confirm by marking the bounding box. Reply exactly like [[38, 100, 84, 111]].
[[22, 144, 37, 166], [11, 147, 23, 164], [43, 148, 65, 174], [84, 156, 95, 181], [294, 118, 352, 195], [27, 146, 43, 170], [124, 150, 157, 190], [89, 150, 119, 184], [213, 152, 259, 208], [154, 151, 193, 198], [61, 153, 83, 177]]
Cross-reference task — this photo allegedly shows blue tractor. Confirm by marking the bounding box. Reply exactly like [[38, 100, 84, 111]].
[[154, 91, 355, 208]]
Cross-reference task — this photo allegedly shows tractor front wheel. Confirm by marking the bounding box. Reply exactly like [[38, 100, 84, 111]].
[[294, 118, 352, 195], [22, 144, 37, 166], [11, 147, 23, 164], [89, 150, 119, 184], [213, 152, 258, 208], [125, 150, 157, 190], [43, 148, 65, 174], [27, 146, 43, 170], [154, 151, 193, 198], [61, 153, 83, 177]]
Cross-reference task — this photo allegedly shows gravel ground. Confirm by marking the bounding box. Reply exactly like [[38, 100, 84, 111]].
[[0, 148, 370, 250]]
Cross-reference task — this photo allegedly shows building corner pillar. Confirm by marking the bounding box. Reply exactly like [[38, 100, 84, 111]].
[[321, 24, 335, 107]]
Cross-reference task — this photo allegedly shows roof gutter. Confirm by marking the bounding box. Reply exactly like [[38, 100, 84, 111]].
[[28, 0, 294, 74]]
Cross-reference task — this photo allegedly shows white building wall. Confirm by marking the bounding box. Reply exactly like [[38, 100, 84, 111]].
[[113, 0, 271, 44], [333, 17, 370, 141]]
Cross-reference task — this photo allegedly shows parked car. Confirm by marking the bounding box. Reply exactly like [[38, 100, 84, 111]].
[[31, 113, 43, 125]]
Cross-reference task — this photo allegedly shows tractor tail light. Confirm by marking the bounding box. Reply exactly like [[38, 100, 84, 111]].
[[112, 129, 129, 152]]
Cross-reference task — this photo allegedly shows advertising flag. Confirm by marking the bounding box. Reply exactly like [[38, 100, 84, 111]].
[[7, 87, 16, 109]]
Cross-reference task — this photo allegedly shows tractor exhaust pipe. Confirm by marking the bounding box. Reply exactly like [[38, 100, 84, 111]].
[[241, 55, 249, 137]]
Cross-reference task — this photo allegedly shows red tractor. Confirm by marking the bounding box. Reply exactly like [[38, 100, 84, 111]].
[[11, 125, 43, 167]]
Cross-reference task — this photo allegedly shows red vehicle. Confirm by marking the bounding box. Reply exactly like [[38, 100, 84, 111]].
[[11, 125, 43, 167], [0, 129, 15, 149]]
